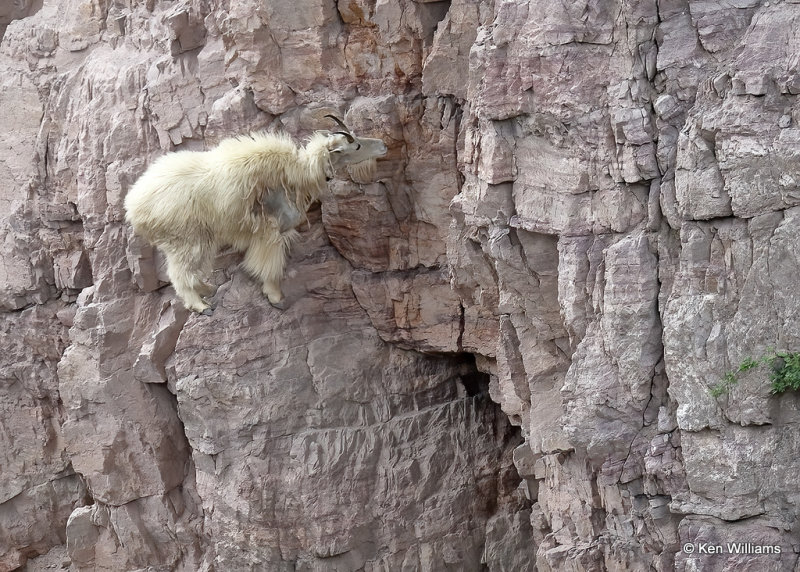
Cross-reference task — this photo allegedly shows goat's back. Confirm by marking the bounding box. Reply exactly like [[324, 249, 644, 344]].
[[124, 132, 305, 245], [124, 149, 218, 243]]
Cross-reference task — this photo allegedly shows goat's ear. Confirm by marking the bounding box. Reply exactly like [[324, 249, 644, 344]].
[[327, 134, 348, 154]]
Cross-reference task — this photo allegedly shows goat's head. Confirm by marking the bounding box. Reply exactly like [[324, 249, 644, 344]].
[[324, 115, 387, 180]]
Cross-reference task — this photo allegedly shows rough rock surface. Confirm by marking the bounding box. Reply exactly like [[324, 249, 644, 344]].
[[1, 0, 800, 571]]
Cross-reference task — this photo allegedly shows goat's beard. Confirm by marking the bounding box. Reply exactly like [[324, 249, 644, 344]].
[[346, 159, 377, 183]]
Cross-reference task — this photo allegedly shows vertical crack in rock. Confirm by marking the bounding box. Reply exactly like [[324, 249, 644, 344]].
[[4, 0, 800, 570], [456, 300, 466, 353]]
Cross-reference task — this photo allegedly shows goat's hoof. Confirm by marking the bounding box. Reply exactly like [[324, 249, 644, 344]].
[[201, 307, 214, 316], [269, 299, 287, 311]]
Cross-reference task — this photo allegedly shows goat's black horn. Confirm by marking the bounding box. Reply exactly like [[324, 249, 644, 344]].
[[325, 114, 354, 137], [324, 114, 350, 131], [332, 130, 355, 143]]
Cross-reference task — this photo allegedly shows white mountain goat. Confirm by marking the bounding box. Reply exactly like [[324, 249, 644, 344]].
[[124, 116, 387, 314]]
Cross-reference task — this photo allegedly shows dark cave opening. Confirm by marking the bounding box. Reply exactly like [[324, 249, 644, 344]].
[[456, 353, 491, 397]]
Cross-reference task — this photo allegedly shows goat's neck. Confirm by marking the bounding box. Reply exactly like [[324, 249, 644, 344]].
[[300, 135, 335, 184]]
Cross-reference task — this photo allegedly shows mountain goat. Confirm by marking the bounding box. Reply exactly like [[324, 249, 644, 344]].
[[124, 116, 387, 314]]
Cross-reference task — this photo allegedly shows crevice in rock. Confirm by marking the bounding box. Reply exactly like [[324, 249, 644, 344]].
[[451, 99, 465, 191], [456, 353, 490, 397], [147, 382, 194, 478], [456, 301, 465, 352], [418, 0, 451, 47]]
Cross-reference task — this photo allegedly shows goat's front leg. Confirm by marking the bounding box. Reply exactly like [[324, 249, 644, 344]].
[[242, 236, 288, 309], [164, 244, 215, 315]]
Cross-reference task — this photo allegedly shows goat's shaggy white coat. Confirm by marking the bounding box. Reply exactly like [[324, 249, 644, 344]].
[[124, 130, 385, 313]]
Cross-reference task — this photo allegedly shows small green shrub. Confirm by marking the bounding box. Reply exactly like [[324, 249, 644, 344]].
[[768, 351, 800, 394], [711, 350, 800, 397]]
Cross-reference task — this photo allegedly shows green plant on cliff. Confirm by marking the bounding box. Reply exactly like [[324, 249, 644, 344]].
[[769, 351, 800, 393], [711, 350, 800, 397]]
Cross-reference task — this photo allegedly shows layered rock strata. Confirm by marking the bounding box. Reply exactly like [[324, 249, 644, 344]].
[[1, 0, 799, 570]]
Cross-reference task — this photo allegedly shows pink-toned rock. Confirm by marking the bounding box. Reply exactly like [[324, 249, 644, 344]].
[[351, 267, 462, 352], [2, 0, 800, 571], [171, 232, 518, 569], [0, 303, 86, 569]]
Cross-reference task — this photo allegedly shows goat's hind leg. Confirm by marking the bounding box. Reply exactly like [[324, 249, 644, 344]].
[[242, 235, 288, 309], [164, 242, 215, 315]]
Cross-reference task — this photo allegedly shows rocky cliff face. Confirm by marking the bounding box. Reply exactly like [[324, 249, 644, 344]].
[[1, 0, 799, 570]]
